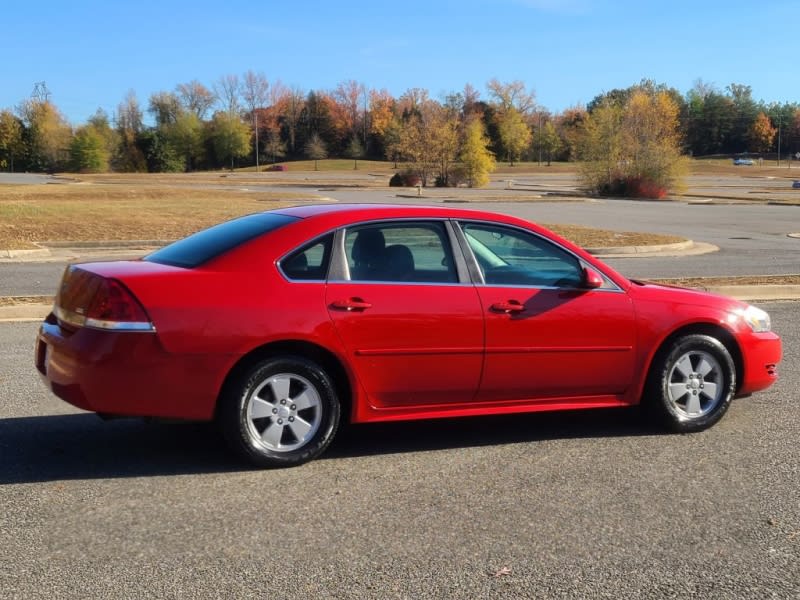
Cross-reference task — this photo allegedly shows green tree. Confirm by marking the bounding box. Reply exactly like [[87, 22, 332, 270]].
[[497, 107, 531, 165], [304, 132, 328, 170], [210, 112, 251, 170], [0, 110, 24, 171], [167, 112, 204, 171], [535, 120, 563, 166], [459, 118, 495, 187], [70, 125, 109, 172]]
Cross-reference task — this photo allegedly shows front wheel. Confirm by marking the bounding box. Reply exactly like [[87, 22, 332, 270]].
[[645, 334, 736, 433], [219, 356, 340, 468]]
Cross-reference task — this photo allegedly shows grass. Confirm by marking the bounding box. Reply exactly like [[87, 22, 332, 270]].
[[0, 183, 319, 250]]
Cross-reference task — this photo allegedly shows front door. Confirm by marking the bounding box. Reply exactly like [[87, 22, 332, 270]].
[[459, 221, 636, 403]]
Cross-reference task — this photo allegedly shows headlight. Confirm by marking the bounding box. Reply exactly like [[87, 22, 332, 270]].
[[734, 305, 771, 332]]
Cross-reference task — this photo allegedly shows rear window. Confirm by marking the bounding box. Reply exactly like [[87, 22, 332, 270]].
[[145, 213, 298, 268]]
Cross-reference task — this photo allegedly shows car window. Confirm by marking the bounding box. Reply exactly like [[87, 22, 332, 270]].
[[342, 222, 457, 283], [145, 213, 298, 268], [461, 222, 582, 288], [280, 234, 333, 281]]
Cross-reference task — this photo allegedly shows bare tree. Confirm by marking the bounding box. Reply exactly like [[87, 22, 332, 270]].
[[486, 79, 536, 115], [176, 80, 216, 119], [215, 74, 241, 115], [242, 70, 269, 169]]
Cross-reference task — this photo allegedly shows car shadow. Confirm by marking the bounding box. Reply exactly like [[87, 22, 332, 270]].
[[1, 407, 663, 483]]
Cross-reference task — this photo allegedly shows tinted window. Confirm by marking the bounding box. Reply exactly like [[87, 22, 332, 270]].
[[280, 234, 333, 281], [461, 222, 582, 287], [341, 222, 457, 283], [145, 213, 298, 268]]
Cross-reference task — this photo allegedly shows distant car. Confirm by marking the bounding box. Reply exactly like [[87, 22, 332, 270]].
[[267, 164, 287, 171], [733, 158, 754, 166], [793, 180, 800, 189], [35, 204, 782, 467]]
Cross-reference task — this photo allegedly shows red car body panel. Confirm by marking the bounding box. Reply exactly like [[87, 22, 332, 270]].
[[36, 204, 781, 427]]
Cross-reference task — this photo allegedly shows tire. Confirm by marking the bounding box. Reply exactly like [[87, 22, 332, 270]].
[[219, 356, 340, 468], [645, 334, 736, 433]]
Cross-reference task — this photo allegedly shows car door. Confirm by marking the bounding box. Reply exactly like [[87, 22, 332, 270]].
[[326, 220, 484, 409], [458, 221, 636, 403]]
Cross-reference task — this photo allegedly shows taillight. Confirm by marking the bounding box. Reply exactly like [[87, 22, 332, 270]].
[[54, 267, 155, 332]]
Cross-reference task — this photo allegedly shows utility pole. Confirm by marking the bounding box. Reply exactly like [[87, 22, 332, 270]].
[[777, 117, 781, 167], [254, 110, 259, 171]]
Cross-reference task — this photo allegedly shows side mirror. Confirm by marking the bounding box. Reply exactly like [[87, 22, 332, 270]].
[[582, 267, 604, 289]]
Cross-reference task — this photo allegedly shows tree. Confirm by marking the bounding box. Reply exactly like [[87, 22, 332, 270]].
[[346, 135, 364, 169], [748, 112, 776, 154], [18, 99, 72, 172], [0, 110, 23, 171], [486, 79, 536, 114], [148, 91, 181, 127], [215, 74, 241, 115], [579, 91, 686, 198], [263, 130, 286, 164], [535, 120, 563, 166], [459, 118, 495, 187], [304, 132, 327, 170], [497, 107, 531, 165], [115, 91, 147, 172], [241, 71, 268, 168], [176, 80, 216, 119], [210, 112, 250, 170], [168, 112, 204, 171], [70, 124, 109, 172]]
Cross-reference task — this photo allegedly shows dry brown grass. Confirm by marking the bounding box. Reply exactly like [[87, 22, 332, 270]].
[[546, 223, 684, 248], [0, 183, 319, 249]]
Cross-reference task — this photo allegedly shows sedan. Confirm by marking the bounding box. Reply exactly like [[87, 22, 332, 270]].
[[35, 204, 782, 467]]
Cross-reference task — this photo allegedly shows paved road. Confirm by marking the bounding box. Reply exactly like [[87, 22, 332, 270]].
[[2, 195, 799, 296], [2, 304, 798, 598]]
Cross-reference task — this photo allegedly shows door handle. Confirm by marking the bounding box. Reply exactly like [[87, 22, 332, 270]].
[[490, 300, 525, 314], [331, 298, 373, 311]]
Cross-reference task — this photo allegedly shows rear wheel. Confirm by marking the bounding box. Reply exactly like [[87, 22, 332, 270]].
[[219, 356, 340, 468], [645, 334, 736, 432]]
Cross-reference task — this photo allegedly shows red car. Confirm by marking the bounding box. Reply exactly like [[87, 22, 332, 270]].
[[35, 204, 782, 467]]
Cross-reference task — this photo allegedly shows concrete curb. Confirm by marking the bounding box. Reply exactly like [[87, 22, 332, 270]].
[[586, 240, 693, 255], [0, 247, 51, 259]]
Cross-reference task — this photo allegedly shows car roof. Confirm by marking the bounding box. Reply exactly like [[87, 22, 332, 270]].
[[274, 203, 520, 223]]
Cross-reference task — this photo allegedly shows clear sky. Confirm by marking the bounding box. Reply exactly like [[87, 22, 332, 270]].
[[2, 0, 798, 124]]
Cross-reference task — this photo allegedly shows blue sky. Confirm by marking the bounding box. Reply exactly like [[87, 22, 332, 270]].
[[2, 0, 797, 124]]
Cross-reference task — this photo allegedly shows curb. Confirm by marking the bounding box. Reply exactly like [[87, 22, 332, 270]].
[[0, 247, 51, 259], [586, 240, 694, 255]]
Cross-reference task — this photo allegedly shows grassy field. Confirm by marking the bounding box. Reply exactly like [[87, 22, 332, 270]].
[[0, 184, 318, 250]]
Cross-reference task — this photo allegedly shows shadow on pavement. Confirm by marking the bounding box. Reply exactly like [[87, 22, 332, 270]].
[[1, 407, 663, 483]]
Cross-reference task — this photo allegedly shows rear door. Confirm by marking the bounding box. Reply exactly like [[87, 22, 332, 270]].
[[326, 220, 484, 408]]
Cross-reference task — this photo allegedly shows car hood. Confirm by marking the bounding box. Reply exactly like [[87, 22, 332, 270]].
[[628, 279, 747, 311]]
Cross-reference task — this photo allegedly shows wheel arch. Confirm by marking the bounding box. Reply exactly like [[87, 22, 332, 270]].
[[216, 339, 353, 423], [642, 323, 744, 399]]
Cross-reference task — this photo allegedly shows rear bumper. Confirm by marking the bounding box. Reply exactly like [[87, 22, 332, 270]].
[[36, 317, 226, 420], [737, 331, 782, 396]]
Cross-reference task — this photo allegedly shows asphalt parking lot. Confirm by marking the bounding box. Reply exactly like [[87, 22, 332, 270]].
[[1, 303, 798, 599]]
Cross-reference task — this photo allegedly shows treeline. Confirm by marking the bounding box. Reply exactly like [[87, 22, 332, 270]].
[[0, 75, 798, 180]]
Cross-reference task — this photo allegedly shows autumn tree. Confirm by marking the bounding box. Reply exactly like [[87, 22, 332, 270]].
[[168, 111, 204, 171], [748, 112, 776, 153], [486, 79, 536, 114], [263, 130, 286, 164], [305, 132, 327, 169], [18, 99, 72, 172], [215, 74, 241, 115], [277, 86, 305, 155], [210, 111, 250, 170], [331, 80, 366, 149], [580, 90, 686, 198], [497, 107, 531, 165], [0, 110, 24, 171], [556, 106, 588, 161], [459, 118, 495, 187], [397, 98, 459, 186]]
